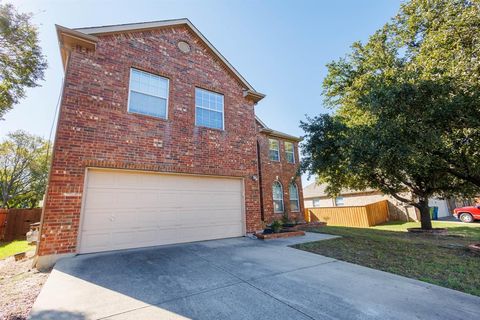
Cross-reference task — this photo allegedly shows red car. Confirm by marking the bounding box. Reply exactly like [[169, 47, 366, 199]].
[[453, 206, 480, 223]]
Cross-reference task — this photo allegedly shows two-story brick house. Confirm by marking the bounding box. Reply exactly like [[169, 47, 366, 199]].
[[37, 19, 303, 268]]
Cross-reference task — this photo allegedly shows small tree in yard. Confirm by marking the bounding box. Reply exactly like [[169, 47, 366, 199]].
[[0, 131, 50, 208], [301, 0, 480, 230], [0, 3, 47, 119]]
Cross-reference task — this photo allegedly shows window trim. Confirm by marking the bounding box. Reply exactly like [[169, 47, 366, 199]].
[[269, 139, 280, 162], [194, 87, 225, 130], [285, 141, 295, 164], [289, 182, 300, 212], [127, 68, 170, 120], [272, 181, 284, 213]]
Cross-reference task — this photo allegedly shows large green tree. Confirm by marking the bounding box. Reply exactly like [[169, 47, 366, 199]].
[[0, 3, 47, 119], [0, 131, 50, 208], [301, 0, 480, 229]]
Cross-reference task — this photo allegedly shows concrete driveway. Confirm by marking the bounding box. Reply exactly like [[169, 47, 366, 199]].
[[30, 233, 480, 320]]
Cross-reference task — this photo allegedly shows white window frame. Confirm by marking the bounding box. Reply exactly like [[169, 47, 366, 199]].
[[269, 139, 280, 162], [285, 142, 295, 164], [335, 196, 345, 206], [127, 68, 169, 119], [272, 181, 284, 213], [289, 183, 300, 212], [312, 199, 320, 207], [195, 87, 225, 130]]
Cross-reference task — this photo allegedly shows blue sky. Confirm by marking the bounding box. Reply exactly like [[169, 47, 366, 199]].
[[2, 0, 402, 184]]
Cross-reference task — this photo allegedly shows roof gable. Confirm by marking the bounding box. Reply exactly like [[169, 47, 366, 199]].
[[256, 116, 301, 142], [56, 19, 264, 102]]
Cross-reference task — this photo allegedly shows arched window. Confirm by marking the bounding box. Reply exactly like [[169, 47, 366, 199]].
[[272, 181, 284, 213], [289, 183, 300, 212]]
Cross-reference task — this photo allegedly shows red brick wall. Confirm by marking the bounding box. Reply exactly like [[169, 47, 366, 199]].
[[38, 25, 262, 256], [257, 129, 304, 225]]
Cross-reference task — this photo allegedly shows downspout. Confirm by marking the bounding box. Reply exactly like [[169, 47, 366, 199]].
[[257, 140, 265, 222]]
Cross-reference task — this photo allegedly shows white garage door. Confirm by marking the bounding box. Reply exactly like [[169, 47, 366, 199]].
[[79, 169, 244, 254]]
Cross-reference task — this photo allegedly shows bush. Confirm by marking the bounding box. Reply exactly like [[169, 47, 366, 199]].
[[271, 220, 283, 233]]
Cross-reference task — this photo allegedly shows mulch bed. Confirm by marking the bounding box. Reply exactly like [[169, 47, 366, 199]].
[[255, 230, 305, 240], [0, 251, 51, 320]]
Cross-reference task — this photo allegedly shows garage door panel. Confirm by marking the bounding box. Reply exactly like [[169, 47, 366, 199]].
[[180, 224, 243, 242], [171, 193, 242, 208], [179, 209, 242, 221], [80, 170, 244, 254], [80, 232, 110, 251], [81, 211, 111, 229]]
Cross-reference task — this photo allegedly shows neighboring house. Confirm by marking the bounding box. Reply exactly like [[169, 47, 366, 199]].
[[37, 19, 302, 268], [303, 182, 458, 221]]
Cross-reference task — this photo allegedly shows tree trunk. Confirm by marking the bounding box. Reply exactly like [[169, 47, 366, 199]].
[[418, 198, 432, 230]]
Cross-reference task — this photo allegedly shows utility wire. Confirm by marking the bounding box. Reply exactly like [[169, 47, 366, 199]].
[[43, 77, 64, 184]]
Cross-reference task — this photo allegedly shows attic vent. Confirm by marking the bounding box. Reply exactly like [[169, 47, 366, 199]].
[[177, 41, 191, 53]]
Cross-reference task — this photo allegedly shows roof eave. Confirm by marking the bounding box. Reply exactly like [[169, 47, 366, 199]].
[[244, 90, 266, 103], [259, 128, 302, 142], [56, 25, 98, 70]]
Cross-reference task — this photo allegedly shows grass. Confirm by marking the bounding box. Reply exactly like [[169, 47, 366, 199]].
[[295, 221, 480, 296], [0, 240, 35, 260]]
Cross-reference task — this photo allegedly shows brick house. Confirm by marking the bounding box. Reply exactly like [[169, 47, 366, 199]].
[[37, 19, 303, 268]]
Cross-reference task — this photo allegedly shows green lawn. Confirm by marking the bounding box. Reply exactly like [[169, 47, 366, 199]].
[[295, 221, 480, 296], [0, 240, 35, 260]]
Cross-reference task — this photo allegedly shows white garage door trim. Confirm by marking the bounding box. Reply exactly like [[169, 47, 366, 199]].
[[77, 168, 246, 254]]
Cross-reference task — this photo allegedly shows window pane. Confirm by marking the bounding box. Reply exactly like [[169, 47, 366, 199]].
[[129, 91, 167, 118], [313, 199, 320, 207], [269, 139, 279, 151], [335, 196, 345, 206], [269, 139, 279, 161], [285, 142, 293, 152], [129, 69, 168, 119], [195, 88, 224, 129], [196, 107, 223, 129], [285, 142, 294, 163], [273, 182, 282, 199], [289, 183, 299, 211], [290, 200, 299, 212], [289, 184, 298, 200], [273, 182, 284, 213], [130, 69, 168, 98], [269, 150, 279, 161], [286, 152, 295, 163], [274, 200, 284, 213]]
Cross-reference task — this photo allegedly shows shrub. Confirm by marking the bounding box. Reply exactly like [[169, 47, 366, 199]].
[[271, 220, 283, 233]]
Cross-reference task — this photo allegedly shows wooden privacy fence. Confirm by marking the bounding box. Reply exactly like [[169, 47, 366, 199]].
[[0, 208, 42, 241], [304, 200, 389, 227]]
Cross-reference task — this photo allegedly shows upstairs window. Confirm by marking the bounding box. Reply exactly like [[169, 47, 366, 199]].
[[273, 181, 284, 213], [289, 183, 300, 212], [335, 196, 345, 206], [195, 88, 224, 130], [128, 68, 169, 119], [285, 142, 295, 163], [312, 199, 321, 207], [269, 139, 280, 161]]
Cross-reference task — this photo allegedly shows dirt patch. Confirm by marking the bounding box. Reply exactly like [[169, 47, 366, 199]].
[[407, 227, 448, 234], [0, 251, 50, 320]]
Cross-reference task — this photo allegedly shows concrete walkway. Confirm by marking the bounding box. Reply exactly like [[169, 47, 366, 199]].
[[30, 233, 480, 320]]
